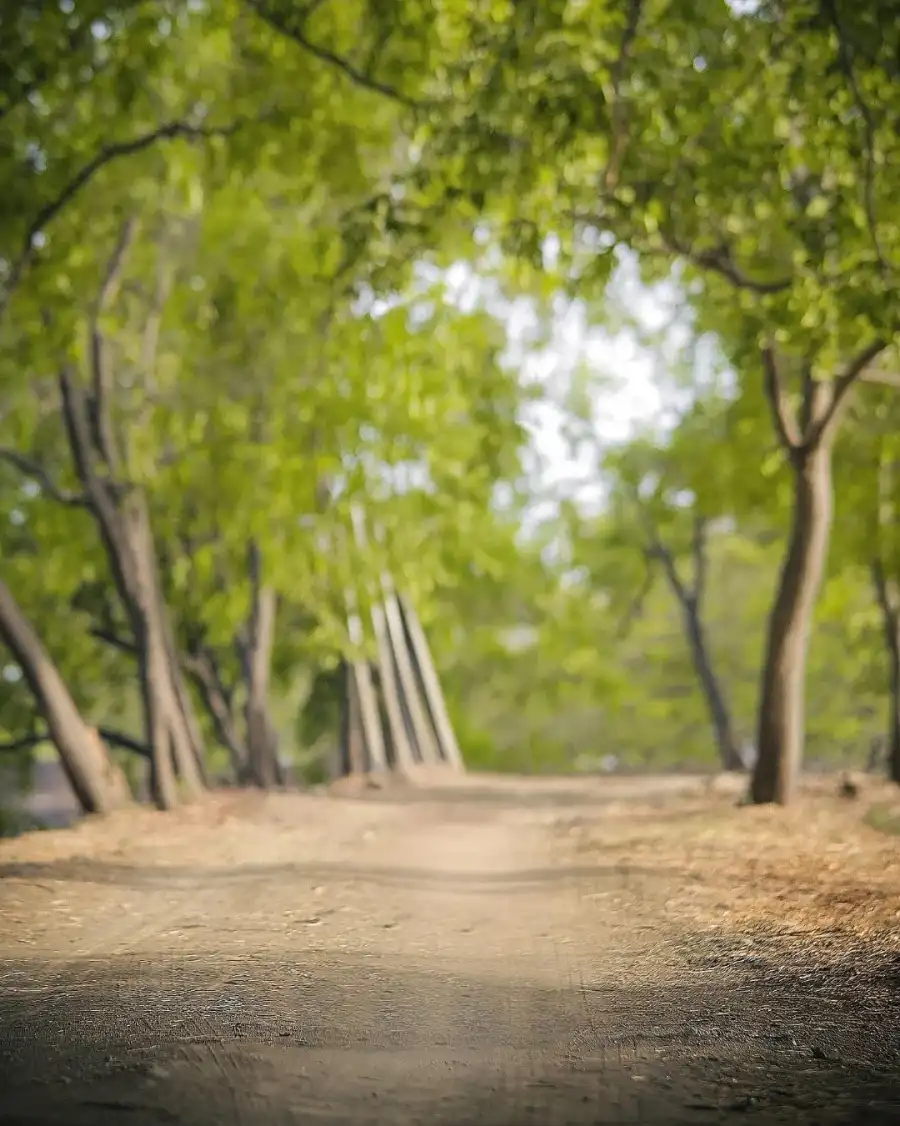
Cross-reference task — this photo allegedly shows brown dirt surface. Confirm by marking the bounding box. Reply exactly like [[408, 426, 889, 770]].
[[0, 771, 898, 1125]]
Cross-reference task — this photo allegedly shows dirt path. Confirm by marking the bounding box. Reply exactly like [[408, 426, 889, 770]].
[[0, 774, 898, 1125]]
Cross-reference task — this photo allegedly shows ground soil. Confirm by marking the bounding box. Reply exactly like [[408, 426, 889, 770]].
[[0, 771, 898, 1125]]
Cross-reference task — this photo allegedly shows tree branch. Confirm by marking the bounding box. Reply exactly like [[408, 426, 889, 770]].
[[0, 447, 89, 507], [602, 0, 644, 193], [822, 0, 893, 274], [246, 0, 420, 108], [1, 115, 257, 320], [660, 233, 792, 295], [0, 733, 46, 754], [90, 626, 136, 655], [616, 559, 655, 638], [97, 727, 150, 757], [0, 727, 149, 758], [89, 217, 138, 470], [649, 536, 692, 608], [59, 367, 100, 491], [859, 366, 900, 389], [812, 338, 888, 446], [690, 513, 708, 602], [797, 359, 816, 435], [761, 346, 803, 452]]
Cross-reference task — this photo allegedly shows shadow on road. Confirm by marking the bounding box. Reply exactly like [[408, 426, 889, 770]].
[[0, 948, 898, 1125]]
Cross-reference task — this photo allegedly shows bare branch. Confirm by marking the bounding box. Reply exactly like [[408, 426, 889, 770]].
[[0, 446, 89, 507], [761, 346, 803, 452], [246, 0, 420, 108]]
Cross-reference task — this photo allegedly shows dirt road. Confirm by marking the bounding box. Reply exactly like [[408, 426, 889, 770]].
[[0, 773, 898, 1124]]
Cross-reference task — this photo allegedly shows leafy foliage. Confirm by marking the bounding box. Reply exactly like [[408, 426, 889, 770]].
[[2, 0, 899, 813]]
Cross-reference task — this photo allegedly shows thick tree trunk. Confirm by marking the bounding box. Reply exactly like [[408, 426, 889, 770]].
[[681, 597, 744, 772], [751, 342, 886, 804], [752, 444, 834, 805], [0, 577, 129, 814], [240, 545, 280, 788], [870, 560, 900, 785]]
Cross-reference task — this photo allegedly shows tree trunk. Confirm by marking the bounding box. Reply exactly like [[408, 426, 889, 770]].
[[122, 496, 205, 805], [0, 577, 130, 815], [681, 597, 744, 772], [339, 659, 367, 775], [870, 560, 900, 785], [240, 545, 280, 788], [59, 374, 206, 810], [136, 615, 180, 811], [652, 524, 742, 773], [752, 342, 886, 804], [183, 646, 246, 780], [752, 444, 834, 805], [160, 596, 208, 786]]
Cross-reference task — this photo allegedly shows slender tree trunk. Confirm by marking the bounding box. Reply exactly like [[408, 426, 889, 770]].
[[240, 544, 280, 788], [183, 647, 246, 780], [0, 578, 130, 814], [121, 496, 204, 804], [160, 596, 208, 786], [652, 523, 742, 773], [870, 559, 900, 785], [339, 659, 368, 775], [681, 597, 744, 772], [136, 615, 180, 811], [752, 444, 834, 804]]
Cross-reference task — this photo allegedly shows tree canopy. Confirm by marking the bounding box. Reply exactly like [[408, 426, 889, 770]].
[[2, 0, 899, 822]]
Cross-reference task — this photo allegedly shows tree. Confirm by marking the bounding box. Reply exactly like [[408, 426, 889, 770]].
[[831, 389, 900, 783], [595, 441, 745, 773], [409, 0, 900, 802], [0, 577, 130, 814], [0, 0, 458, 804]]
